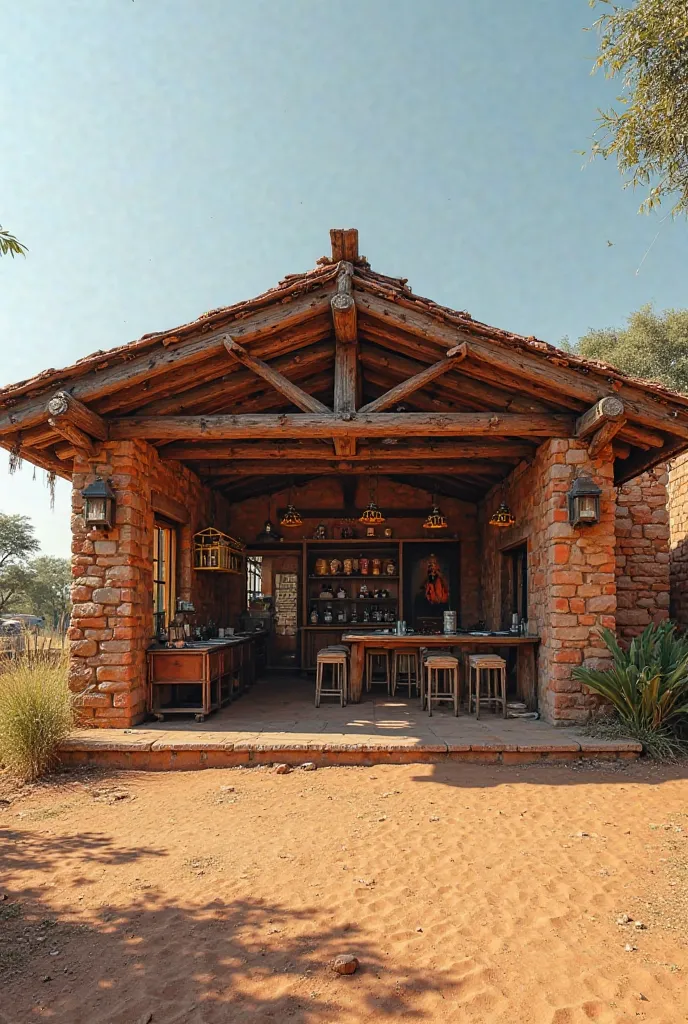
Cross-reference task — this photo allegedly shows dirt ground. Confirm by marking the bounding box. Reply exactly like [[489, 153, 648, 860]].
[[1, 759, 688, 1024]]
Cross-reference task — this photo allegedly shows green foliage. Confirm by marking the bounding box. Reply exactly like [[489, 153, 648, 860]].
[[573, 621, 688, 749], [0, 648, 74, 781], [23, 556, 72, 628], [574, 305, 688, 393], [0, 225, 27, 258], [0, 513, 40, 613], [588, 0, 688, 216]]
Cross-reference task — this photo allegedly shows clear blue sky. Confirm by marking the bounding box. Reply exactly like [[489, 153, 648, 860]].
[[2, 0, 687, 558]]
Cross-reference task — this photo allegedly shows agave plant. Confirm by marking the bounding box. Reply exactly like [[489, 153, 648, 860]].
[[573, 621, 688, 734]]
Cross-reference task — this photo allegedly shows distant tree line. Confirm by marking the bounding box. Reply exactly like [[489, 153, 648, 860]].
[[0, 513, 70, 628]]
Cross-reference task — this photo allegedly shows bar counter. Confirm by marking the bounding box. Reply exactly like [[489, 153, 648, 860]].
[[342, 632, 540, 705]]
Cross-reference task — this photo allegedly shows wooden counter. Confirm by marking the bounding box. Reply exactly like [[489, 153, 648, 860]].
[[147, 633, 267, 722], [342, 632, 540, 706]]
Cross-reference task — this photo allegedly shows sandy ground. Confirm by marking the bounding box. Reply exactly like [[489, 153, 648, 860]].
[[1, 761, 688, 1024]]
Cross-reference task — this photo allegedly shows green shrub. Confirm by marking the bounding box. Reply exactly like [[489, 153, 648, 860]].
[[573, 621, 688, 756], [0, 649, 75, 781]]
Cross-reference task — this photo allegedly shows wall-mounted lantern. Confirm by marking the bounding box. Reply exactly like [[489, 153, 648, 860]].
[[82, 478, 116, 530], [568, 476, 601, 526]]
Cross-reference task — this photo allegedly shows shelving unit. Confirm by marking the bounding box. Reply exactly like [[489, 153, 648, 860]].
[[193, 528, 245, 574], [301, 539, 401, 669]]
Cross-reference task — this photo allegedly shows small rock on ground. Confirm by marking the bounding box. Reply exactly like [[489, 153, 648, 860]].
[[333, 954, 359, 975], [275, 764, 292, 775]]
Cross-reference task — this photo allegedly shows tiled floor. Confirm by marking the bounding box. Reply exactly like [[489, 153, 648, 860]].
[[62, 675, 642, 764]]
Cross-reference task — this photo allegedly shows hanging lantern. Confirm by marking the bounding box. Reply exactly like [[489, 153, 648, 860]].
[[568, 476, 601, 526], [489, 501, 516, 528], [359, 501, 385, 526], [280, 504, 303, 528], [82, 478, 116, 530], [257, 519, 281, 542], [423, 503, 448, 530]]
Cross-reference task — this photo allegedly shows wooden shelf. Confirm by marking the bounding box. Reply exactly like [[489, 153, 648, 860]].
[[308, 574, 398, 580]]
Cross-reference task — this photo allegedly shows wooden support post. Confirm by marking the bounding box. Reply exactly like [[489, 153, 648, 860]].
[[46, 391, 109, 440], [223, 337, 330, 414], [359, 344, 468, 413], [330, 228, 359, 263], [332, 261, 359, 456]]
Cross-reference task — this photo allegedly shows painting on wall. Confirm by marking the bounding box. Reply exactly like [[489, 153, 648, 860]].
[[402, 542, 460, 631]]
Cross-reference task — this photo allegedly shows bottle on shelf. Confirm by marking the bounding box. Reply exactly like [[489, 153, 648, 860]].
[[310, 607, 319, 625], [323, 604, 333, 624]]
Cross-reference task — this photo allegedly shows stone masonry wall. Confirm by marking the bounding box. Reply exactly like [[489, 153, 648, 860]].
[[69, 440, 235, 728], [480, 439, 616, 725], [668, 452, 688, 629], [615, 467, 670, 639]]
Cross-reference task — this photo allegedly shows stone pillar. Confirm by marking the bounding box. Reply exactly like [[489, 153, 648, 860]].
[[668, 452, 688, 629], [531, 439, 617, 724], [615, 467, 670, 639], [68, 441, 152, 727]]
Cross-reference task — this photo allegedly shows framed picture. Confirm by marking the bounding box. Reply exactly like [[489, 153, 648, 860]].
[[402, 541, 460, 630]]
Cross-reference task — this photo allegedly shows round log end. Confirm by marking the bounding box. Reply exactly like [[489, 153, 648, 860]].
[[47, 392, 71, 417], [600, 396, 624, 419], [331, 293, 355, 314]]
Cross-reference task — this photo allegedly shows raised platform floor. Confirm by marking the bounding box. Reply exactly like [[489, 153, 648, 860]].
[[60, 675, 642, 770]]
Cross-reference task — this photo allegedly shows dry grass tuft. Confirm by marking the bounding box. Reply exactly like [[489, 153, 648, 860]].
[[0, 647, 75, 782]]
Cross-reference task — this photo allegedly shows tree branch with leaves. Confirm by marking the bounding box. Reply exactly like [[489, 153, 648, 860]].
[[589, 0, 688, 217], [0, 225, 27, 258]]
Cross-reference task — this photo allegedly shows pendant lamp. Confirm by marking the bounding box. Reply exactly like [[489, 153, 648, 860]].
[[489, 501, 516, 528], [359, 476, 386, 525], [280, 485, 303, 528], [423, 497, 448, 530]]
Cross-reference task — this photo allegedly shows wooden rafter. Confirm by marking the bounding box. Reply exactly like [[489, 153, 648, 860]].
[[200, 458, 517, 478], [356, 290, 688, 441], [0, 289, 334, 437], [223, 337, 330, 413], [359, 344, 468, 413], [46, 391, 108, 440], [109, 411, 575, 441]]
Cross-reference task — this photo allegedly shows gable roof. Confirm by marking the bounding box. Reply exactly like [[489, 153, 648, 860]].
[[1, 228, 687, 501]]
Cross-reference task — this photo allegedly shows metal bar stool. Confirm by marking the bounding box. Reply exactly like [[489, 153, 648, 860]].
[[365, 648, 391, 694], [468, 654, 507, 719], [425, 652, 460, 716], [315, 647, 348, 707], [391, 649, 420, 698]]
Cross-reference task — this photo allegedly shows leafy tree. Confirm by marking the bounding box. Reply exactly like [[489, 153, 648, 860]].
[[24, 556, 72, 628], [0, 513, 39, 612], [0, 225, 27, 258], [574, 305, 688, 394], [589, 0, 688, 216]]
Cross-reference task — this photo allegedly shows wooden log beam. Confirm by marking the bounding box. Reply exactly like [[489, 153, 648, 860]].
[[158, 439, 535, 462], [332, 262, 359, 457], [0, 288, 334, 437], [359, 344, 468, 414], [47, 417, 98, 457], [331, 262, 357, 345], [588, 418, 627, 458], [330, 228, 359, 263], [110, 411, 574, 441], [46, 391, 109, 441], [356, 290, 688, 441], [223, 337, 330, 414], [0, 441, 71, 481], [202, 458, 515, 478], [574, 396, 625, 439]]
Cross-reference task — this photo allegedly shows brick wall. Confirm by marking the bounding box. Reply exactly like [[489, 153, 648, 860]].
[[615, 468, 670, 639], [69, 440, 235, 727], [480, 439, 616, 725], [668, 452, 688, 629]]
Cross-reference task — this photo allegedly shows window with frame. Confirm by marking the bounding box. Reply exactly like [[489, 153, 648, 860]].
[[246, 556, 263, 608], [153, 521, 177, 636], [510, 544, 528, 622]]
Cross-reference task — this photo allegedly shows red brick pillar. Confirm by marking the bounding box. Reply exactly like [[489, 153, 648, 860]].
[[615, 467, 670, 639], [533, 439, 617, 725], [68, 441, 153, 727]]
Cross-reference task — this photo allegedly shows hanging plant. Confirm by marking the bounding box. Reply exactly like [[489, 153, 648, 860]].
[[46, 470, 56, 510], [8, 438, 22, 475]]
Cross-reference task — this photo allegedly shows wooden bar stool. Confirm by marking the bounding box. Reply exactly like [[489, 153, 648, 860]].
[[468, 654, 507, 719], [315, 647, 348, 707], [391, 649, 420, 698], [425, 652, 460, 716], [365, 648, 391, 694]]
